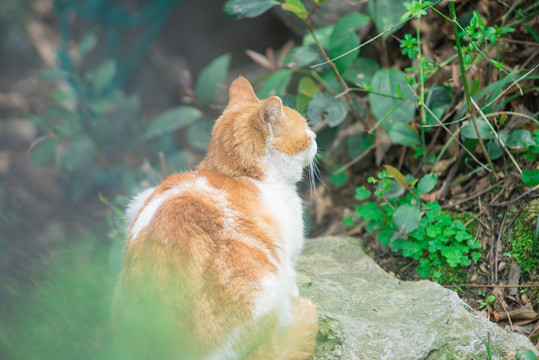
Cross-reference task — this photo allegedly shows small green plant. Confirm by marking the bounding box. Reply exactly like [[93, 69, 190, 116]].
[[343, 166, 480, 280], [478, 293, 496, 312]]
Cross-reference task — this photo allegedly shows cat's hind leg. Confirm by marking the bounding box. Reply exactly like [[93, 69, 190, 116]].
[[276, 297, 319, 360]]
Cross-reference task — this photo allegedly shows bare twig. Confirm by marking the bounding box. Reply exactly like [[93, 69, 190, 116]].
[[159, 152, 167, 179], [471, 98, 522, 175]]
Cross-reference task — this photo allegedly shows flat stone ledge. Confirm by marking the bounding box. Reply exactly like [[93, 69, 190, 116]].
[[298, 236, 538, 360]]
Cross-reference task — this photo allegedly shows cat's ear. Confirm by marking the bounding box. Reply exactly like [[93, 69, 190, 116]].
[[229, 77, 258, 105], [260, 96, 283, 125]]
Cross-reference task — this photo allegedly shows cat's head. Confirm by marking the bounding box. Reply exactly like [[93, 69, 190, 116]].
[[197, 77, 317, 184]]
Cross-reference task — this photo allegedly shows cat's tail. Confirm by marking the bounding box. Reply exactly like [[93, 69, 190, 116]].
[[277, 297, 319, 360]]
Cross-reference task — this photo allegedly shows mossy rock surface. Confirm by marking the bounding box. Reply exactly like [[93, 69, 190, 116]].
[[510, 199, 539, 277], [299, 236, 538, 359]]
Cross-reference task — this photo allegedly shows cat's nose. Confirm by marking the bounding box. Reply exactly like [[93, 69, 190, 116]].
[[306, 129, 316, 141]]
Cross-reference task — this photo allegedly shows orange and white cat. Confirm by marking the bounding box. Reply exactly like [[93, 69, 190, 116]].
[[113, 77, 319, 359]]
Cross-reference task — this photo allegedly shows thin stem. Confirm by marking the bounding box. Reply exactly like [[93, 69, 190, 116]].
[[304, 20, 362, 121], [416, 1, 427, 174], [449, 1, 498, 179]]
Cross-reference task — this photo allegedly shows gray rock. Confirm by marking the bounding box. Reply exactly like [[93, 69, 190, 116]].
[[297, 236, 538, 360]]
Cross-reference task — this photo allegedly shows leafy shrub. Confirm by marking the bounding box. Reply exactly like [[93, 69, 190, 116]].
[[343, 167, 480, 280], [30, 33, 232, 198]]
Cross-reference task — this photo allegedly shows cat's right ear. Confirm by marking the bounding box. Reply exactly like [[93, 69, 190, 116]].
[[229, 77, 258, 105]]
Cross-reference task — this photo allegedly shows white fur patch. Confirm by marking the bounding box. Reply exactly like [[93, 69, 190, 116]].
[[125, 187, 155, 230]]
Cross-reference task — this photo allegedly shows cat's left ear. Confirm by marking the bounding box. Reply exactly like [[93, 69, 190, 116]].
[[260, 96, 283, 125]]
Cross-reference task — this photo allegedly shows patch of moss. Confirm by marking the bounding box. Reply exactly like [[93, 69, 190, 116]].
[[429, 263, 469, 285], [510, 200, 539, 278]]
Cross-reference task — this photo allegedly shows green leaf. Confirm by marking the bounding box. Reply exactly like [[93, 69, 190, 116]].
[[425, 85, 453, 125], [460, 118, 495, 140], [485, 131, 508, 161], [416, 263, 430, 278], [284, 46, 320, 67], [223, 0, 279, 18], [46, 105, 79, 124], [416, 174, 437, 195], [329, 169, 348, 187], [329, 13, 370, 73], [346, 133, 373, 160], [78, 33, 97, 58], [258, 70, 293, 99], [343, 57, 382, 85], [355, 186, 371, 200], [50, 90, 77, 103], [383, 164, 409, 190], [38, 67, 69, 81], [369, 69, 416, 125], [195, 53, 231, 108], [145, 106, 202, 138], [393, 204, 421, 234], [93, 60, 116, 94], [186, 117, 214, 152], [386, 123, 421, 146], [308, 92, 348, 127], [368, 0, 409, 40], [297, 76, 320, 114], [281, 0, 308, 20], [515, 349, 538, 360], [378, 230, 394, 246], [302, 26, 333, 49], [506, 129, 535, 149], [30, 137, 59, 167], [342, 215, 354, 226]]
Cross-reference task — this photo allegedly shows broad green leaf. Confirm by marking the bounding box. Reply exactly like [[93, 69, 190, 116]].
[[46, 105, 79, 124], [93, 60, 116, 93], [281, 0, 308, 20], [460, 118, 495, 140], [186, 117, 214, 152], [302, 25, 333, 49], [342, 215, 354, 226], [393, 204, 421, 234], [386, 123, 421, 146], [308, 92, 348, 127], [368, 0, 409, 40], [417, 174, 437, 195], [382, 181, 405, 199], [297, 76, 320, 113], [343, 57, 381, 85], [485, 131, 508, 160], [30, 137, 59, 167], [506, 129, 535, 149], [378, 230, 394, 246], [425, 85, 453, 125], [515, 349, 538, 360], [346, 133, 373, 160], [51, 90, 77, 103], [369, 69, 416, 125], [78, 33, 97, 58], [38, 67, 69, 81], [416, 263, 430, 278], [258, 70, 293, 99], [383, 164, 409, 190], [329, 169, 348, 187], [223, 0, 279, 19], [145, 106, 202, 138], [355, 186, 371, 200], [195, 53, 231, 108], [329, 13, 370, 73], [284, 46, 320, 67]]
